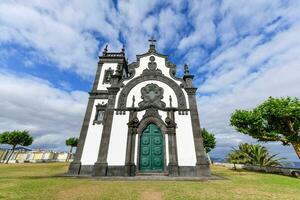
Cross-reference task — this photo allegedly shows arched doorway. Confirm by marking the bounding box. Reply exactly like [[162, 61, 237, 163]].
[[139, 123, 164, 172]]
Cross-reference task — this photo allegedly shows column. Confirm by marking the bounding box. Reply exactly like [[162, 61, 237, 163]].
[[185, 88, 211, 176], [125, 112, 139, 176], [93, 87, 119, 176], [166, 111, 179, 176], [68, 97, 95, 174]]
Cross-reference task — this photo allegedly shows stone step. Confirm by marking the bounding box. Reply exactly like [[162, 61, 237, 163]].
[[136, 172, 169, 176]]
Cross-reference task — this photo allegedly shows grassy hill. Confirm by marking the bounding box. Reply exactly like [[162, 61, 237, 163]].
[[0, 163, 299, 200]]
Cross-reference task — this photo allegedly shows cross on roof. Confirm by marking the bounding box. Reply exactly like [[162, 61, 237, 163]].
[[148, 37, 156, 45]]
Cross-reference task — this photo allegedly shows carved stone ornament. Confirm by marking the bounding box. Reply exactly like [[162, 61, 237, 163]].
[[138, 83, 166, 109], [148, 56, 157, 70], [143, 56, 162, 74]]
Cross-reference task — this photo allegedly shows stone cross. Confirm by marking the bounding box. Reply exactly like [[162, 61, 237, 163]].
[[148, 37, 156, 45]]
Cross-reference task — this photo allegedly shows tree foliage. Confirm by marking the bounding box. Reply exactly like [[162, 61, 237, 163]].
[[0, 130, 33, 148], [230, 97, 300, 157], [201, 128, 216, 153], [0, 130, 33, 164], [227, 143, 284, 167], [65, 137, 78, 148]]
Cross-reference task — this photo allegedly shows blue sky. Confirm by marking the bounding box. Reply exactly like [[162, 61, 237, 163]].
[[0, 0, 300, 162]]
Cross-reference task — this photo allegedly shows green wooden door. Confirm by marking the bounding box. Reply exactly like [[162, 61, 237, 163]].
[[139, 123, 164, 171]]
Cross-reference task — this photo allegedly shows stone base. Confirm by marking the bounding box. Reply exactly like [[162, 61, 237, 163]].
[[168, 164, 179, 176], [70, 163, 210, 177], [125, 164, 136, 176], [196, 164, 211, 176], [68, 161, 81, 175], [93, 162, 108, 176]]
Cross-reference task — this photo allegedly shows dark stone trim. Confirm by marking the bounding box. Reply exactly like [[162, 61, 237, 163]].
[[68, 97, 95, 174], [117, 72, 187, 110], [116, 106, 189, 114], [125, 112, 138, 176], [185, 87, 211, 177], [93, 87, 120, 176], [166, 111, 179, 176], [80, 165, 94, 175], [91, 62, 103, 92], [178, 166, 197, 177], [107, 166, 125, 176]]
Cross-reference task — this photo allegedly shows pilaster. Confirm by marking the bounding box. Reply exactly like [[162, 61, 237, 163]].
[[166, 111, 179, 176], [125, 112, 139, 176], [68, 97, 95, 174], [93, 81, 120, 176], [185, 88, 211, 176]]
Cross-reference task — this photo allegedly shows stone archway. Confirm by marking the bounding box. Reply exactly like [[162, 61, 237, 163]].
[[136, 116, 168, 173], [117, 72, 187, 110]]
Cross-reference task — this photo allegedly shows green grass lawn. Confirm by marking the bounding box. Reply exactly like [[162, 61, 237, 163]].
[[0, 163, 299, 200]]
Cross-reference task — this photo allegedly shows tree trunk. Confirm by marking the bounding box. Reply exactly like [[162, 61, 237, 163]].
[[66, 146, 73, 162], [292, 142, 300, 159], [206, 153, 212, 166], [5, 145, 15, 164]]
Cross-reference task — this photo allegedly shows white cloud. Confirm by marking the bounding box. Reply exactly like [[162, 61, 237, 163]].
[[0, 70, 88, 150]]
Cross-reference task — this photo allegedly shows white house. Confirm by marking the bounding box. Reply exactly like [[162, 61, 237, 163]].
[[69, 40, 210, 177]]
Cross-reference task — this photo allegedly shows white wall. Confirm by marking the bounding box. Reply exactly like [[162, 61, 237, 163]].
[[97, 63, 118, 90], [107, 112, 129, 165], [175, 112, 197, 166], [81, 99, 107, 165]]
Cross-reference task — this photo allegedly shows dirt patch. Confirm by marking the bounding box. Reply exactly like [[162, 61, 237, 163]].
[[140, 190, 162, 200]]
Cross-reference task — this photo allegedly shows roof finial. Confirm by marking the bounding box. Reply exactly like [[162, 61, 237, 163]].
[[103, 44, 108, 55], [121, 44, 125, 53], [184, 64, 190, 75], [148, 37, 156, 45]]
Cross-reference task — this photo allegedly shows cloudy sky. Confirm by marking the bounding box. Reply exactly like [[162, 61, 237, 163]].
[[0, 0, 299, 161]]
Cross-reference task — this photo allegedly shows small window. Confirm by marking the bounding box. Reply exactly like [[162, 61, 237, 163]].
[[96, 110, 105, 122], [93, 103, 107, 125]]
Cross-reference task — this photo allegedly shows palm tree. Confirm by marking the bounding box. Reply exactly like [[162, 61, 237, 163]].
[[65, 137, 78, 162], [227, 143, 284, 168]]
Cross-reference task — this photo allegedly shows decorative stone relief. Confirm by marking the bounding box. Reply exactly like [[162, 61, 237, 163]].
[[102, 67, 114, 84], [138, 83, 166, 109]]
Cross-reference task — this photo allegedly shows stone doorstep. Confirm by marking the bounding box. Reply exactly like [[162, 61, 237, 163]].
[[136, 172, 169, 176], [56, 173, 223, 181]]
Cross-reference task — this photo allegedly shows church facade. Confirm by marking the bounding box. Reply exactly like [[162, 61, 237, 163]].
[[68, 41, 211, 177]]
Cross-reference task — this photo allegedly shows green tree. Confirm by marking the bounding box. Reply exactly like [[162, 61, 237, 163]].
[[201, 128, 216, 153], [201, 128, 216, 165], [65, 137, 78, 162], [230, 97, 300, 158], [227, 143, 284, 168], [0, 130, 33, 164]]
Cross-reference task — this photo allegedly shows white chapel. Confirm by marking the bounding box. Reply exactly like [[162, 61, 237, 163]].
[[69, 40, 211, 177]]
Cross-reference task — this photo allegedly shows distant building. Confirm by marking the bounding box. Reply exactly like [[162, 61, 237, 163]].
[[0, 149, 72, 163]]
